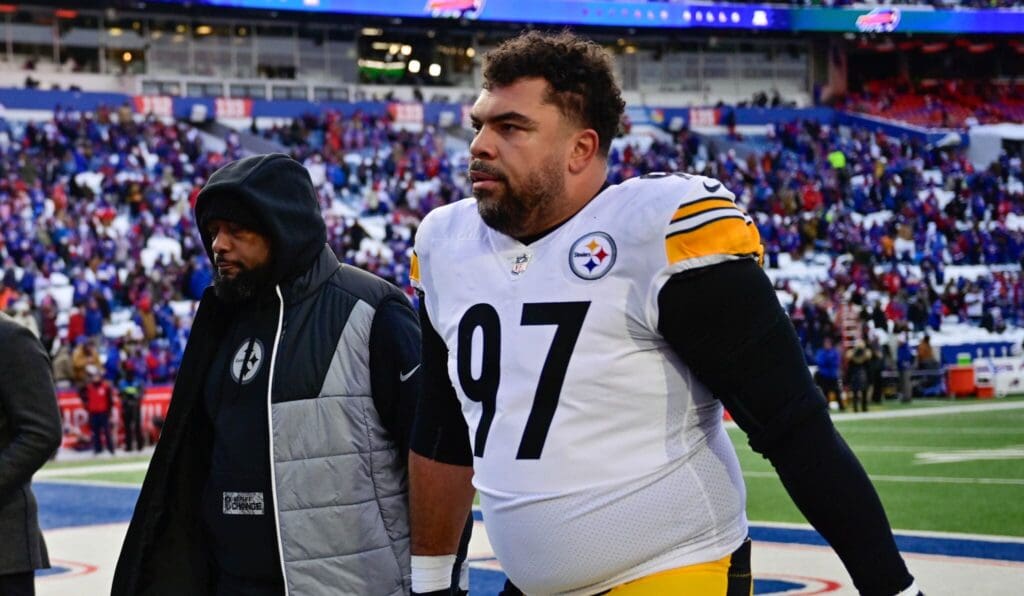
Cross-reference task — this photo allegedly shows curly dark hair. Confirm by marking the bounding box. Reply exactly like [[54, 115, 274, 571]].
[[482, 30, 625, 156]]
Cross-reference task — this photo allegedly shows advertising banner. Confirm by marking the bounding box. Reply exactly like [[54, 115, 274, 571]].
[[150, 1, 1024, 34], [58, 385, 172, 450]]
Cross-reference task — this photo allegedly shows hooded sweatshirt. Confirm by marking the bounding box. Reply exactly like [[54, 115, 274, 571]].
[[114, 153, 418, 596]]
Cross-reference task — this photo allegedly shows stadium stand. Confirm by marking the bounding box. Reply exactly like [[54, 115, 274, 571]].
[[0, 0, 1018, 452], [841, 80, 1024, 128]]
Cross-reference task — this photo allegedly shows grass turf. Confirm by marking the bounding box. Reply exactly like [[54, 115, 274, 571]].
[[730, 399, 1024, 537], [43, 398, 1024, 537]]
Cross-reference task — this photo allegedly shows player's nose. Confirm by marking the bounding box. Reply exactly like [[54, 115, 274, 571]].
[[469, 126, 496, 160]]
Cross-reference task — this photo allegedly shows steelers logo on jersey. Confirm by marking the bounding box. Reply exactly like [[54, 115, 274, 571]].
[[569, 232, 616, 280], [230, 338, 265, 385]]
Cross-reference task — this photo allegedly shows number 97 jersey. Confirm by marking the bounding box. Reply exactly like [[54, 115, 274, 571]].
[[412, 173, 763, 596]]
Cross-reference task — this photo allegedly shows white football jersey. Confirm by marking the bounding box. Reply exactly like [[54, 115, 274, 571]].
[[412, 173, 764, 595]]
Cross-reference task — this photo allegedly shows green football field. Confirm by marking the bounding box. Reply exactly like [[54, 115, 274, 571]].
[[41, 397, 1024, 537], [731, 397, 1024, 537]]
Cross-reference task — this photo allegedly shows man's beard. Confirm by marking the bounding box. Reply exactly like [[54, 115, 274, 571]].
[[212, 260, 274, 303], [471, 158, 565, 238]]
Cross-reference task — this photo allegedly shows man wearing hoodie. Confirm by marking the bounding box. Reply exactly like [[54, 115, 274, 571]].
[[113, 154, 422, 595]]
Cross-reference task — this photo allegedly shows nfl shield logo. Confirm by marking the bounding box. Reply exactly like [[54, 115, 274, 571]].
[[512, 254, 530, 276]]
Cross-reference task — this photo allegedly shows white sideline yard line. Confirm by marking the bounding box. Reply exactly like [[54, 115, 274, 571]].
[[36, 461, 150, 478], [744, 470, 1024, 486], [829, 400, 1024, 422], [725, 400, 1024, 431], [35, 477, 142, 489]]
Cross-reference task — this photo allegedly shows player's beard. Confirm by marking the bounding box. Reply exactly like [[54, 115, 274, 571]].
[[213, 259, 274, 303], [472, 158, 565, 238]]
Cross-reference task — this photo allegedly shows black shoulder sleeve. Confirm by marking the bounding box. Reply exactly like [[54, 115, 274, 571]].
[[410, 295, 473, 466], [657, 258, 914, 596], [369, 296, 422, 457]]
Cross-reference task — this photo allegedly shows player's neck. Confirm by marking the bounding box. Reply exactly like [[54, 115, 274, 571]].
[[514, 178, 610, 245]]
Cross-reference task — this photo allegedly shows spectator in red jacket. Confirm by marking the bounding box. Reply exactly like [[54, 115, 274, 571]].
[[81, 366, 116, 455]]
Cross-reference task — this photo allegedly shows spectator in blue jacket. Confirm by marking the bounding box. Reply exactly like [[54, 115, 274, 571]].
[[897, 339, 916, 403], [814, 337, 843, 411]]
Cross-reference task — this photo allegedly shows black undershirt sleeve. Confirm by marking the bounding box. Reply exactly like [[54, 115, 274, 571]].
[[409, 294, 473, 466], [657, 258, 914, 596], [369, 297, 423, 458]]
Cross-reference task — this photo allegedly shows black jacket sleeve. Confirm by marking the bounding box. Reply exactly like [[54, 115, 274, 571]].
[[409, 295, 472, 466], [657, 258, 914, 596], [369, 296, 423, 458], [0, 319, 62, 501]]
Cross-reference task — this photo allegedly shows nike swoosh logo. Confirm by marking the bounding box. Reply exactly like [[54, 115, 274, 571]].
[[399, 364, 421, 382], [703, 181, 722, 193]]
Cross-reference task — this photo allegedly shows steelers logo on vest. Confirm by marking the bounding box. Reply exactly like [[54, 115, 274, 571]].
[[569, 232, 617, 280], [231, 338, 265, 385]]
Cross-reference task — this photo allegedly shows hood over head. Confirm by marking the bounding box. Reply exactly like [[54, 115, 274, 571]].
[[195, 153, 327, 285]]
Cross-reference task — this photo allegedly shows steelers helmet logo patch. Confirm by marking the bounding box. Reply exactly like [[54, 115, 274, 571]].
[[231, 338, 265, 385], [569, 232, 617, 280]]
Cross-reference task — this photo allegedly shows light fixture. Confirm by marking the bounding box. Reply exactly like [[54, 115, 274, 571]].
[[466, 47, 475, 58], [428, 63, 441, 77], [108, 27, 123, 37], [408, 59, 421, 73], [122, 51, 133, 62], [196, 25, 212, 35], [401, 44, 412, 56], [361, 27, 383, 36]]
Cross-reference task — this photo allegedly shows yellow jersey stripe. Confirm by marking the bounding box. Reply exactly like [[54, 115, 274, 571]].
[[671, 198, 736, 223], [665, 217, 763, 265], [409, 252, 421, 286]]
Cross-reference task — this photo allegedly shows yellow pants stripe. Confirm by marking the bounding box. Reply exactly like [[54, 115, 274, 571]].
[[607, 539, 752, 596]]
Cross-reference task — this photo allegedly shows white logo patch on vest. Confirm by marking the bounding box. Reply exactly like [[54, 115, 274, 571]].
[[223, 491, 265, 515], [569, 232, 617, 280], [230, 338, 265, 385]]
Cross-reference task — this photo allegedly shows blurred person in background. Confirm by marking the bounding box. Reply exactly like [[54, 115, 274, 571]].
[[814, 336, 844, 411], [119, 367, 145, 452], [845, 339, 873, 413], [70, 339, 100, 389], [0, 311, 62, 596], [80, 365, 115, 455]]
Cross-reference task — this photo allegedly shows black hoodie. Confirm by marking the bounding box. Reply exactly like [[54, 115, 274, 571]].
[[114, 154, 422, 595], [195, 153, 327, 283]]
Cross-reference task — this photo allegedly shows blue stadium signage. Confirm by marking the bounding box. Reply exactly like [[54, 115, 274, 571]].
[[151, 1, 1024, 34]]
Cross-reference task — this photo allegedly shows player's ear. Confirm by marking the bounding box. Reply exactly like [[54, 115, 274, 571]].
[[567, 128, 599, 175]]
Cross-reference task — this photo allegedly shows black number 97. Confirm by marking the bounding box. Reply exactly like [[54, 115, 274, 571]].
[[456, 301, 590, 460]]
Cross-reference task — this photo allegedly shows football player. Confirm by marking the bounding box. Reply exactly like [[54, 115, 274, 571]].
[[408, 30, 920, 596]]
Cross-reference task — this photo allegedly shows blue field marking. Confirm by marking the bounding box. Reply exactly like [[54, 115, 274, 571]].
[[749, 525, 1024, 562], [35, 482, 140, 530], [36, 482, 1024, 594]]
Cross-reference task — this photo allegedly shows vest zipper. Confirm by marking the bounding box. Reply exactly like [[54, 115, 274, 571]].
[[266, 284, 290, 595]]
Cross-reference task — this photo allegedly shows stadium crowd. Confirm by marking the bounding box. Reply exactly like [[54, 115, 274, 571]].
[[1, 105, 1022, 449], [840, 79, 1024, 128]]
